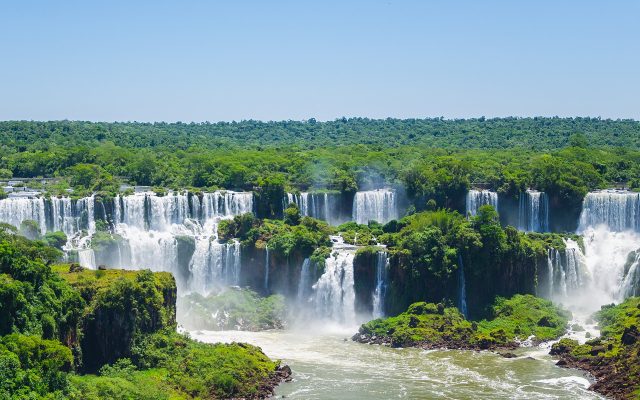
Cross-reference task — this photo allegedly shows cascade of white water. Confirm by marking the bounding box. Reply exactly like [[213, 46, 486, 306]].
[[50, 197, 75, 235], [562, 191, 640, 318], [285, 192, 344, 225], [78, 195, 96, 235], [352, 189, 398, 225], [313, 236, 356, 325], [578, 191, 640, 232], [518, 190, 549, 232], [201, 191, 253, 220], [78, 248, 96, 269], [224, 240, 241, 286], [457, 254, 468, 318], [286, 193, 306, 216], [620, 252, 640, 298], [111, 191, 252, 293], [544, 239, 589, 302], [0, 197, 47, 234], [297, 258, 312, 303], [465, 190, 498, 217], [371, 250, 388, 319]]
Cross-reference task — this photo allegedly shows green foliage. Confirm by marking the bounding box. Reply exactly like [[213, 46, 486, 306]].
[[380, 207, 567, 318], [357, 295, 569, 348], [178, 288, 287, 331], [43, 231, 68, 250], [0, 334, 73, 399], [245, 217, 332, 258], [0, 169, 12, 179], [477, 295, 570, 342], [129, 330, 279, 399], [338, 221, 383, 246], [283, 203, 301, 226], [69, 330, 281, 400], [0, 233, 83, 342], [357, 302, 474, 347], [217, 212, 257, 242]]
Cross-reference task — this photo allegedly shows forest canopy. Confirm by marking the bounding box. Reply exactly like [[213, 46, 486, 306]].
[[1, 118, 639, 200]]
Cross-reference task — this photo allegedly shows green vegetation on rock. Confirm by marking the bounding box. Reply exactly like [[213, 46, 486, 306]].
[[0, 231, 288, 399], [355, 295, 570, 349], [550, 297, 640, 399]]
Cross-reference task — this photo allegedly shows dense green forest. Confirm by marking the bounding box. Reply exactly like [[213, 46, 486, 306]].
[[1, 119, 640, 211], [2, 118, 640, 149]]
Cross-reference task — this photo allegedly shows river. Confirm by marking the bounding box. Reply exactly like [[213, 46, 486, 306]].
[[191, 326, 601, 400]]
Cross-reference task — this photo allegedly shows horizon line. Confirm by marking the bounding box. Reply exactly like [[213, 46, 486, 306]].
[[1, 115, 639, 124]]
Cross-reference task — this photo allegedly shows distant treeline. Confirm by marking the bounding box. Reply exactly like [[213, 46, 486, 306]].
[[0, 118, 639, 214], [1, 117, 639, 150]]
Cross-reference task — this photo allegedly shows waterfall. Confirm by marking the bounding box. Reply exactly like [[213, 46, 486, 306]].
[[78, 248, 96, 269], [313, 236, 356, 325], [621, 252, 640, 298], [518, 190, 549, 232], [371, 251, 388, 319], [112, 191, 251, 292], [352, 189, 398, 225], [201, 191, 253, 219], [285, 192, 344, 225], [78, 195, 96, 235], [50, 196, 75, 235], [297, 258, 312, 303], [264, 245, 270, 293], [544, 239, 589, 301], [224, 240, 241, 286], [578, 190, 640, 232], [286, 193, 308, 216], [0, 197, 47, 234], [0, 190, 253, 294], [457, 254, 468, 318], [552, 190, 640, 323], [465, 190, 498, 217]]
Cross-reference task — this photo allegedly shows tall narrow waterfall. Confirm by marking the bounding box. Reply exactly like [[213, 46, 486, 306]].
[[621, 251, 640, 298], [264, 245, 270, 293], [518, 190, 549, 232], [352, 189, 398, 225], [457, 254, 468, 318], [296, 258, 312, 303], [465, 190, 498, 217], [371, 251, 388, 319], [313, 236, 356, 325]]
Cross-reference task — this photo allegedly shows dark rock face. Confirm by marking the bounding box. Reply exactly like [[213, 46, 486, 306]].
[[353, 249, 378, 315], [259, 364, 293, 399], [621, 325, 638, 345]]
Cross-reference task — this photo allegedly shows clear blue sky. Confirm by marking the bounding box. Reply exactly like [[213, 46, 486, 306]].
[[1, 0, 638, 122]]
